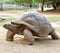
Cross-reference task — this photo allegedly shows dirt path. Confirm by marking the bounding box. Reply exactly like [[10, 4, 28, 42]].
[[0, 10, 60, 18]]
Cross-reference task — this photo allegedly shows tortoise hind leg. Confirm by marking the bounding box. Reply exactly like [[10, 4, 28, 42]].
[[6, 30, 15, 41], [23, 28, 35, 45], [50, 30, 59, 40]]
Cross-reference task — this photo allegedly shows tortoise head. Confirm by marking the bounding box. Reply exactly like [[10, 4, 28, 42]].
[[3, 23, 12, 29], [3, 23, 19, 32]]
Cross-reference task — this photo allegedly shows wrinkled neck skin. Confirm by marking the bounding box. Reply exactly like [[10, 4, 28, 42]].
[[3, 24, 23, 35]]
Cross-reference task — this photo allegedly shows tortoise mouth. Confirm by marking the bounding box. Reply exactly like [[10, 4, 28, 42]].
[[3, 24, 11, 29], [3, 24, 7, 28]]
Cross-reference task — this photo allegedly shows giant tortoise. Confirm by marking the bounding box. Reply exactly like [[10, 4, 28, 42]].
[[3, 11, 59, 45]]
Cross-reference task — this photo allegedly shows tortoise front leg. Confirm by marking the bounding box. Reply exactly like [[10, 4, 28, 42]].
[[6, 30, 15, 41], [23, 28, 35, 45]]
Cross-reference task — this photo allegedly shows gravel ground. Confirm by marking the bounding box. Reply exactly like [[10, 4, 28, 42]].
[[0, 27, 60, 53]]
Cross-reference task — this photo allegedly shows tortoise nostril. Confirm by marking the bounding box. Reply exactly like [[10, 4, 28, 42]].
[[3, 24, 6, 27], [3, 24, 8, 27]]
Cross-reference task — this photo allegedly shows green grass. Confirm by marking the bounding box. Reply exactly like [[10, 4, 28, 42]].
[[0, 18, 15, 26], [55, 27, 60, 32], [48, 16, 60, 22], [48, 16, 60, 32]]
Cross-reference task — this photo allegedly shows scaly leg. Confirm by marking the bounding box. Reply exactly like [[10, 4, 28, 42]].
[[6, 30, 15, 41], [23, 29, 35, 45]]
